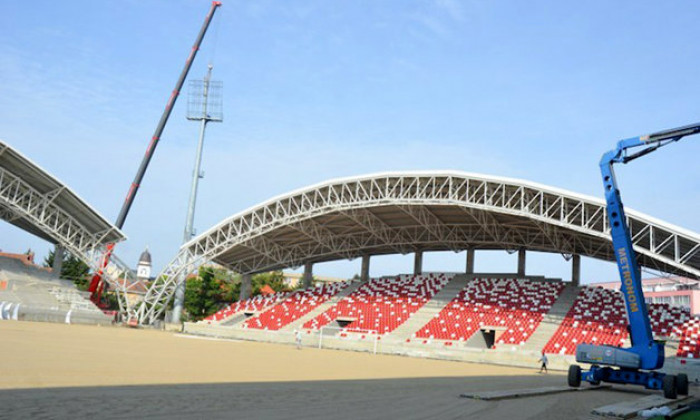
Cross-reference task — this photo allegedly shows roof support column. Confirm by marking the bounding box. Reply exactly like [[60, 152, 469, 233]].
[[571, 254, 581, 287], [466, 248, 475, 274], [240, 273, 252, 301], [303, 262, 314, 288], [361, 255, 370, 283], [52, 244, 64, 278], [517, 248, 526, 277], [172, 275, 186, 324], [414, 251, 423, 275]]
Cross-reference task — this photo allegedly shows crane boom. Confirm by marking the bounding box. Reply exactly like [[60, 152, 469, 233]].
[[88, 2, 222, 303], [115, 1, 221, 229]]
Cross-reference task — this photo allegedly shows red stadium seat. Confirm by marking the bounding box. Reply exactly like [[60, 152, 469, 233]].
[[242, 281, 352, 331], [543, 286, 693, 355], [203, 291, 291, 323], [302, 274, 453, 335], [415, 277, 565, 345]]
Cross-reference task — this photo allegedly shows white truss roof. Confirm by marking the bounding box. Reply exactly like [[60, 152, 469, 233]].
[[186, 170, 699, 276], [0, 139, 125, 246], [137, 171, 699, 323]]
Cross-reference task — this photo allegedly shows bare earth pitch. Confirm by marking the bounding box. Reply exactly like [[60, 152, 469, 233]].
[[0, 322, 684, 419]]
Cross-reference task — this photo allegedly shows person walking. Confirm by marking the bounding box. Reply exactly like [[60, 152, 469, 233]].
[[295, 329, 302, 350], [538, 351, 548, 373]]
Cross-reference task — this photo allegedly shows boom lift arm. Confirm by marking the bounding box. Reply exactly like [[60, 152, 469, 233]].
[[568, 122, 699, 398]]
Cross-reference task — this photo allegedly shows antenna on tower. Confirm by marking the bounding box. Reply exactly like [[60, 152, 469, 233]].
[[183, 64, 223, 244]]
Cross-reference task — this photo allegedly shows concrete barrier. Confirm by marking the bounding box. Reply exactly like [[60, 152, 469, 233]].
[[181, 323, 700, 382], [182, 323, 579, 371], [0, 303, 113, 326]]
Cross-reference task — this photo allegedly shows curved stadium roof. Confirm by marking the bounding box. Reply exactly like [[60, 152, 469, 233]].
[[137, 170, 700, 323], [0, 139, 125, 252], [184, 171, 699, 278]]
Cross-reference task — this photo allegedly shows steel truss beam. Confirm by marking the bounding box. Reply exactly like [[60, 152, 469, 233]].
[[136, 172, 700, 324], [288, 218, 359, 260], [340, 207, 414, 255], [0, 165, 138, 315]]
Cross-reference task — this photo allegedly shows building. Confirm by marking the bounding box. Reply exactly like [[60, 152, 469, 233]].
[[590, 277, 700, 315], [281, 272, 347, 289], [137, 248, 152, 281]]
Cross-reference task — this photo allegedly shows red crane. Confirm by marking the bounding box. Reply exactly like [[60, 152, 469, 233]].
[[89, 1, 222, 305]]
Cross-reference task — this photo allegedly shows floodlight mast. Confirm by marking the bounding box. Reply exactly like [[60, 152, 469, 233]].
[[182, 64, 221, 244], [171, 64, 223, 323], [568, 122, 699, 398], [88, 1, 222, 305]]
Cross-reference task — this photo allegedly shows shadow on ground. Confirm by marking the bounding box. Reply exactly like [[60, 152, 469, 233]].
[[0, 374, 657, 420]]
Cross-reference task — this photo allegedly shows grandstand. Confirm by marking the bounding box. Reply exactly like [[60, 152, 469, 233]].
[[165, 171, 700, 384], [414, 277, 565, 347], [187, 271, 700, 379], [0, 139, 132, 318], [0, 253, 112, 324], [141, 171, 700, 326], [3, 141, 700, 384]]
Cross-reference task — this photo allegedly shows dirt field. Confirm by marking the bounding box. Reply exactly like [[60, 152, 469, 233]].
[[0, 321, 547, 389], [0, 321, 689, 419]]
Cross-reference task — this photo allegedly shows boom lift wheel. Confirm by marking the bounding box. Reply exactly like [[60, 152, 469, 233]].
[[676, 373, 689, 396], [568, 365, 581, 387], [663, 374, 678, 399], [588, 365, 600, 386]]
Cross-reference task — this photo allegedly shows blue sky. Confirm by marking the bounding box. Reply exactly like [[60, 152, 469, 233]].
[[1, 0, 698, 283]]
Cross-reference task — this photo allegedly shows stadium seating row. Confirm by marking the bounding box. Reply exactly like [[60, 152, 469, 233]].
[[303, 273, 453, 334], [543, 286, 693, 355], [203, 292, 290, 323], [244, 281, 353, 331], [203, 274, 700, 359], [675, 318, 700, 359], [415, 277, 565, 346]]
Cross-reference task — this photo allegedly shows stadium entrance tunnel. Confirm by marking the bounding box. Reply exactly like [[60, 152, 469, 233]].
[[464, 328, 503, 350], [333, 318, 356, 330], [136, 171, 700, 324]]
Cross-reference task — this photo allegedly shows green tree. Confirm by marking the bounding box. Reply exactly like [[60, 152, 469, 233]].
[[182, 268, 295, 322], [251, 271, 290, 295], [43, 249, 91, 290], [183, 266, 238, 321]]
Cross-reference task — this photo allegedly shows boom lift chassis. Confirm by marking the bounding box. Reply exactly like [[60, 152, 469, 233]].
[[568, 122, 699, 399]]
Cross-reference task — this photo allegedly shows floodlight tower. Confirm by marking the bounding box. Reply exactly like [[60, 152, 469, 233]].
[[172, 64, 223, 323], [182, 64, 223, 243]]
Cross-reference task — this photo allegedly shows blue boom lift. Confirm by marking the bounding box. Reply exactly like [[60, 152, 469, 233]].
[[568, 122, 700, 399]]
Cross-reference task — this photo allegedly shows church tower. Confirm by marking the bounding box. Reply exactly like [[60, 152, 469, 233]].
[[137, 247, 152, 281]]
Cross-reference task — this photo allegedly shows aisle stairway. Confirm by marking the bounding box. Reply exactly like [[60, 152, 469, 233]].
[[520, 283, 579, 351], [211, 293, 290, 326], [387, 274, 472, 341], [221, 300, 284, 326]]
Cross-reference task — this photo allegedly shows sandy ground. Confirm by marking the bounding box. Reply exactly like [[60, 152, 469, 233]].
[[0, 321, 693, 419], [0, 321, 548, 389]]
